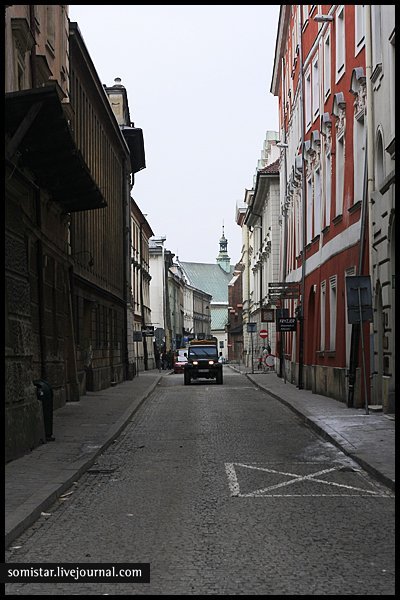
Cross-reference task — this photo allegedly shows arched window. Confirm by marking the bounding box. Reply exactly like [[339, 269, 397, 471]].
[[375, 130, 385, 191]]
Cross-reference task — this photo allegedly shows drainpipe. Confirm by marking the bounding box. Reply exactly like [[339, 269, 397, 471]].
[[246, 225, 251, 368], [365, 4, 374, 404], [139, 222, 148, 370], [29, 5, 37, 88], [298, 7, 306, 390], [122, 163, 131, 380], [67, 265, 80, 401], [35, 188, 47, 381]]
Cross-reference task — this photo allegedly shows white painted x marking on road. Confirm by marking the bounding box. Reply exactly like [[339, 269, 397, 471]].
[[225, 462, 389, 497]]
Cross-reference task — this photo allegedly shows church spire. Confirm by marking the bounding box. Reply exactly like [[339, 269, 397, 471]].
[[216, 223, 231, 273]]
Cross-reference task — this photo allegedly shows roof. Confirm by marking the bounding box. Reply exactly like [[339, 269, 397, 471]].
[[180, 262, 234, 303], [211, 307, 229, 331], [259, 158, 280, 175]]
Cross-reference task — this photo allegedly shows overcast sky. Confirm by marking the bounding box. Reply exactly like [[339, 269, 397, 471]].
[[68, 5, 280, 264]]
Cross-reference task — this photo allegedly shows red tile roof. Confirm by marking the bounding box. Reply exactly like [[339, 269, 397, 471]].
[[258, 157, 280, 174]]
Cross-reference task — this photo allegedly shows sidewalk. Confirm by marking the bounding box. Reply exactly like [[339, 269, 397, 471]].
[[5, 366, 395, 548], [5, 370, 163, 548], [229, 363, 395, 494]]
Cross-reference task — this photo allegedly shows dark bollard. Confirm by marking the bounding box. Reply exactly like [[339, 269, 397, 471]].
[[33, 379, 55, 441]]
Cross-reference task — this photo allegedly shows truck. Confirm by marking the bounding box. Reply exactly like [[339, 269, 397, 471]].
[[183, 338, 223, 385]]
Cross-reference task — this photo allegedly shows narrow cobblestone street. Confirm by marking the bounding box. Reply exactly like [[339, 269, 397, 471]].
[[5, 371, 395, 595]]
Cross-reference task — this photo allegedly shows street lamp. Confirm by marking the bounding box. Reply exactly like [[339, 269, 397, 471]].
[[313, 14, 334, 23]]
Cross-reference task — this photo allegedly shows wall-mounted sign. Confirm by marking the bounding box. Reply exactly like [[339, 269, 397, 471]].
[[261, 308, 275, 322], [345, 276, 373, 324], [247, 322, 257, 333], [277, 317, 297, 332], [133, 331, 142, 342], [141, 325, 155, 336]]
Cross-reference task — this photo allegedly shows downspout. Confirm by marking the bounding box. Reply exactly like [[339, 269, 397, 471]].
[[298, 6, 306, 390], [365, 4, 374, 404], [246, 225, 251, 368], [29, 9, 44, 378], [35, 189, 47, 381], [280, 144, 288, 382], [279, 55, 289, 380], [67, 265, 80, 401], [139, 222, 149, 370], [122, 164, 131, 380], [29, 5, 37, 88]]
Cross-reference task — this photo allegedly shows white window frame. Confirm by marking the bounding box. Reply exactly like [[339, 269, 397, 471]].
[[371, 5, 382, 70], [389, 30, 395, 143], [335, 132, 345, 217], [320, 281, 326, 351], [307, 175, 313, 243], [323, 32, 331, 99], [335, 5, 345, 83], [355, 4, 365, 56], [314, 167, 321, 237], [324, 150, 331, 227], [312, 56, 320, 121], [353, 112, 365, 205], [302, 5, 309, 29], [296, 196, 302, 258], [329, 275, 337, 351], [305, 67, 312, 131]]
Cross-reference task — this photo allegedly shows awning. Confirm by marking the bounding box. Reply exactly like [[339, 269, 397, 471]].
[[121, 126, 146, 174], [5, 84, 106, 212]]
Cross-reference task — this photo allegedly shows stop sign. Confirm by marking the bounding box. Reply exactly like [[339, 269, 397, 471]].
[[259, 329, 268, 339]]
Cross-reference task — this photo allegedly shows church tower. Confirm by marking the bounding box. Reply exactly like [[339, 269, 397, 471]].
[[216, 225, 231, 273]]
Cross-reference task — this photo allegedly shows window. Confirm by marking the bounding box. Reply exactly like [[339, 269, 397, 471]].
[[320, 281, 326, 351], [355, 5, 365, 55], [307, 176, 313, 243], [323, 33, 331, 99], [312, 57, 320, 120], [375, 130, 385, 190], [324, 150, 331, 227], [329, 276, 337, 351], [371, 6, 382, 75], [46, 5, 55, 52], [389, 31, 395, 143], [335, 6, 345, 81], [335, 134, 344, 216], [314, 167, 321, 236], [302, 5, 309, 27], [353, 114, 365, 204], [296, 196, 302, 257], [305, 67, 312, 131]]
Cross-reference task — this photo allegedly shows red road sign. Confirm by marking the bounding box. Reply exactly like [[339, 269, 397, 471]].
[[259, 329, 268, 339]]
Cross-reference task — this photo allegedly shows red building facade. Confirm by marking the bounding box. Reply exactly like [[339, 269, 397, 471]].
[[271, 5, 370, 406]]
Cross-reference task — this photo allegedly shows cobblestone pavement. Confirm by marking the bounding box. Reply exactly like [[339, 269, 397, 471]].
[[5, 370, 395, 595]]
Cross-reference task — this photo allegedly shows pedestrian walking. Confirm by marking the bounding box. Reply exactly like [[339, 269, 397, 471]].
[[154, 344, 161, 372]]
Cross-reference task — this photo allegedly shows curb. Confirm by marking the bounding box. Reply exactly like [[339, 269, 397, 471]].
[[5, 375, 162, 548], [244, 372, 395, 493]]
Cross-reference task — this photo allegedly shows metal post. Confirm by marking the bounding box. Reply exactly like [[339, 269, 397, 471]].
[[252, 332, 255, 374], [358, 287, 369, 414], [282, 330, 286, 384]]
